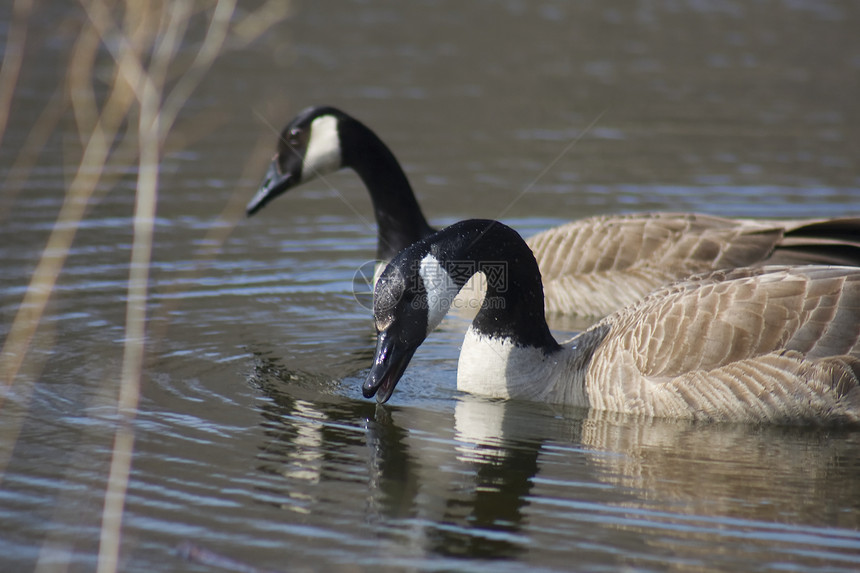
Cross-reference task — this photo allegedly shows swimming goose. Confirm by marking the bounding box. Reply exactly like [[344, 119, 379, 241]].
[[363, 219, 860, 424], [247, 105, 860, 316]]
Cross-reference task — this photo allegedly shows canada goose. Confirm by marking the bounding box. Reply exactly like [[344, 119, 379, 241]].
[[363, 219, 860, 424], [248, 106, 860, 316]]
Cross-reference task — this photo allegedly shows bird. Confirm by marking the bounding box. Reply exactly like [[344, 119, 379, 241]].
[[362, 219, 860, 425], [248, 105, 860, 316]]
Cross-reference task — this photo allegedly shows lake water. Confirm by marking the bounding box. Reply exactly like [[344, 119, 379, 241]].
[[2, 1, 860, 572]]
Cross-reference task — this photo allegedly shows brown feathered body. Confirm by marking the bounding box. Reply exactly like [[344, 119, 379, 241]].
[[510, 266, 860, 423], [528, 213, 860, 316]]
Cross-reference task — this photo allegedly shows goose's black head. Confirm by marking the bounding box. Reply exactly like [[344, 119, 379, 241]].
[[363, 219, 559, 403], [362, 239, 433, 403], [247, 106, 350, 215], [246, 105, 433, 261]]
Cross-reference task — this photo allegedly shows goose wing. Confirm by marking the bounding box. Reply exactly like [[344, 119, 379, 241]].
[[528, 213, 860, 316], [583, 266, 860, 422], [528, 213, 786, 316], [764, 217, 860, 266]]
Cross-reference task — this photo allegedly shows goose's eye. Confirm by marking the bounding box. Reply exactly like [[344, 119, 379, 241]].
[[286, 128, 302, 147]]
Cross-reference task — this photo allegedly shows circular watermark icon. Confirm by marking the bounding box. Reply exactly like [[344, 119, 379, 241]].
[[351, 260, 380, 311], [352, 260, 406, 312]]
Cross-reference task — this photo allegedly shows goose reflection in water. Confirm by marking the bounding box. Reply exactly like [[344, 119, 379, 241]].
[[246, 358, 860, 568], [248, 357, 552, 560]]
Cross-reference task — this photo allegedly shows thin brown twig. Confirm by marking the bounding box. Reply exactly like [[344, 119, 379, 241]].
[[0, 35, 133, 407], [0, 2, 291, 571], [0, 85, 69, 223], [146, 130, 275, 354], [89, 2, 244, 571], [0, 0, 34, 151], [81, 0, 170, 567], [68, 2, 102, 145]]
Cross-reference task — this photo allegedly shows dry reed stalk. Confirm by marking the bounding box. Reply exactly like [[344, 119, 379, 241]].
[[0, 0, 34, 151], [146, 130, 277, 354], [0, 7, 134, 407], [0, 86, 70, 223], [0, 1, 292, 571], [87, 2, 238, 570]]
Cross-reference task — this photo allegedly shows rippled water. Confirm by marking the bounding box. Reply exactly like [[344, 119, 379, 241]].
[[2, 1, 860, 572]]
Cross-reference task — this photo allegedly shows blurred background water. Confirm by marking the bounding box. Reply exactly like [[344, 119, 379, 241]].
[[1, 1, 859, 571]]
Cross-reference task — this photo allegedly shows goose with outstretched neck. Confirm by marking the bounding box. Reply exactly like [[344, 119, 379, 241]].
[[248, 106, 860, 316], [363, 219, 860, 424]]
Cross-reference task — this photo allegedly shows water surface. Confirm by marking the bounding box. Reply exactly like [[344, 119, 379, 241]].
[[2, 1, 860, 571]]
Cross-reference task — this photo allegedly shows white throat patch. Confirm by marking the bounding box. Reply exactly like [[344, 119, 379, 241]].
[[419, 253, 462, 334], [457, 327, 561, 401], [301, 115, 341, 182]]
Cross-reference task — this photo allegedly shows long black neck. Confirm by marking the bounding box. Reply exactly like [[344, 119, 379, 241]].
[[435, 220, 562, 352], [339, 119, 435, 261]]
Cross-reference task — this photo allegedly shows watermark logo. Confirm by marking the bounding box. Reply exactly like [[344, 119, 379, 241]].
[[419, 260, 508, 293], [476, 261, 508, 293], [351, 260, 380, 311], [351, 259, 508, 312]]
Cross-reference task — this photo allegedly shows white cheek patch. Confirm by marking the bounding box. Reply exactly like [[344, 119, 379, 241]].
[[419, 253, 462, 334], [301, 115, 341, 181]]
